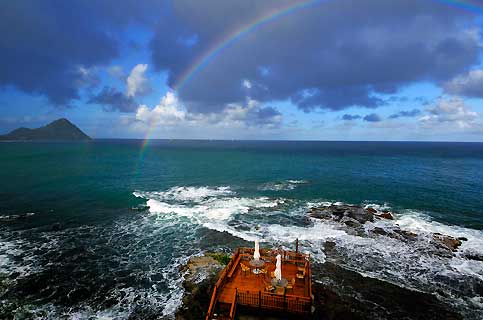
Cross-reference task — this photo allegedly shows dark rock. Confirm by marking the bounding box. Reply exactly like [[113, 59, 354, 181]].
[[372, 227, 388, 236], [324, 241, 337, 253], [176, 255, 223, 320], [341, 217, 361, 228], [308, 204, 374, 224], [377, 212, 394, 220], [309, 209, 332, 220], [433, 233, 462, 251], [366, 207, 377, 214], [312, 262, 462, 320], [464, 253, 483, 262], [395, 230, 418, 240], [348, 207, 374, 224], [458, 237, 468, 241], [52, 223, 62, 231]]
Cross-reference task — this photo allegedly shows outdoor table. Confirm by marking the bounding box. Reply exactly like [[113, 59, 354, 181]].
[[249, 258, 265, 274], [271, 278, 288, 288]]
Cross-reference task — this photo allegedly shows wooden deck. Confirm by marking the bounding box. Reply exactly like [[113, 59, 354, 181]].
[[206, 247, 312, 320]]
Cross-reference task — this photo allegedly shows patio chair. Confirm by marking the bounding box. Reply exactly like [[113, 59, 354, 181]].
[[296, 270, 305, 281], [263, 279, 275, 292], [241, 263, 250, 276], [286, 278, 295, 293], [258, 267, 268, 278]]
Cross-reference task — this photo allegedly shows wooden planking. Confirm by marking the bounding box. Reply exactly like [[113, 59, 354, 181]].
[[218, 259, 309, 304], [206, 248, 312, 319]]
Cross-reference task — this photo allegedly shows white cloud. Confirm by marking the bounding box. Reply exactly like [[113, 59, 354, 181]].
[[126, 64, 151, 97], [420, 97, 478, 129], [131, 93, 282, 131], [444, 69, 483, 97], [136, 91, 185, 126]]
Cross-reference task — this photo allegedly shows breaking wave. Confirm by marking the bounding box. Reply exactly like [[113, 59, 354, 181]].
[[3, 184, 482, 318], [133, 185, 483, 318]]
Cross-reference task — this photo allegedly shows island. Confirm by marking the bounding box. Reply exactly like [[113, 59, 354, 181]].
[[0, 118, 91, 141]]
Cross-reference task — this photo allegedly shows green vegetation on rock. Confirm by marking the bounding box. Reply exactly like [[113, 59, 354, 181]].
[[207, 252, 231, 265]]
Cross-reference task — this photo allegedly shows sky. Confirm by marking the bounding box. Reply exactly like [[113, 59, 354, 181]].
[[1, 0, 483, 141]]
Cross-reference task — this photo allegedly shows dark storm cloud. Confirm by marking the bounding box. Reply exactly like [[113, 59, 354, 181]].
[[88, 87, 138, 113], [2, 0, 481, 119], [363, 114, 382, 122], [342, 114, 362, 121], [150, 0, 480, 113], [389, 109, 421, 119], [246, 106, 282, 127], [0, 0, 162, 106]]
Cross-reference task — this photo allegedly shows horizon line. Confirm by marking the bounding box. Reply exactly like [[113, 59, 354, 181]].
[[88, 138, 483, 143]]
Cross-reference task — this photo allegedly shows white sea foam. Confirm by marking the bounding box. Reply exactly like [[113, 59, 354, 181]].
[[258, 179, 309, 191], [287, 180, 309, 184], [136, 187, 281, 223], [0, 238, 38, 276], [0, 212, 35, 221], [133, 187, 483, 316], [134, 186, 232, 203]]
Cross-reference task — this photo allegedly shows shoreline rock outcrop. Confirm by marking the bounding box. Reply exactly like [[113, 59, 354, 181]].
[[176, 255, 223, 320], [307, 204, 465, 255]]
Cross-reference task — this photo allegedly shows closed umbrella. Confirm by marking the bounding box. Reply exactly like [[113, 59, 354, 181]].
[[254, 239, 260, 261], [275, 254, 282, 281]]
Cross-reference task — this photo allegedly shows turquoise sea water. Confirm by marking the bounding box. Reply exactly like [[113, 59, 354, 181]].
[[1, 140, 483, 318]]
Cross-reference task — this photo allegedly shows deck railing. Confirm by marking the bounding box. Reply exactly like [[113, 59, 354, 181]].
[[236, 290, 311, 314], [229, 290, 238, 319], [205, 246, 312, 319], [205, 248, 241, 320]]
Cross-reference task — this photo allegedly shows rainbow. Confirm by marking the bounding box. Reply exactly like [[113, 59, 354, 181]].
[[173, 0, 483, 91], [138, 0, 324, 161], [137, 0, 483, 160], [435, 0, 483, 12], [173, 0, 323, 90]]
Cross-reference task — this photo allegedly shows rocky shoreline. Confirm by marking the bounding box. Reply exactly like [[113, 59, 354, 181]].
[[175, 251, 461, 320], [308, 204, 468, 255], [176, 204, 477, 319]]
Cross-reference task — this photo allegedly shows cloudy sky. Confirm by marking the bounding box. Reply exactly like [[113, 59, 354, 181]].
[[1, 0, 483, 141]]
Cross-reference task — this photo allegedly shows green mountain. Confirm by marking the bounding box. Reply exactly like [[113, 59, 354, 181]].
[[0, 118, 91, 141]]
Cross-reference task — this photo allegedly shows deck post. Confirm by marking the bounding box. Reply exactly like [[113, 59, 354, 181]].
[[296, 238, 299, 253]]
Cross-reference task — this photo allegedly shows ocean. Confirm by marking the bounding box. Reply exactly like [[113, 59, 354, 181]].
[[1, 140, 482, 319]]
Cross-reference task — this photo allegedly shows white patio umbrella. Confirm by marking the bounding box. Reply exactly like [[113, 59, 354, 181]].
[[275, 254, 282, 281], [254, 239, 260, 261]]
